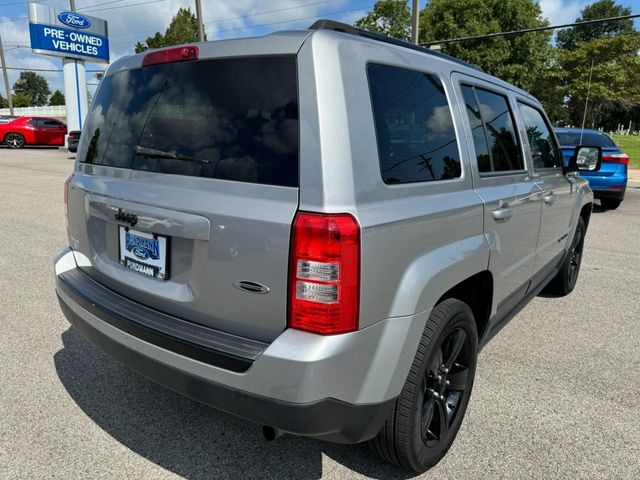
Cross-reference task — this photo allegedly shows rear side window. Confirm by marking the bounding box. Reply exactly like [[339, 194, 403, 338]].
[[518, 103, 561, 169], [77, 56, 299, 187], [556, 131, 616, 148], [368, 64, 461, 184], [461, 85, 523, 173]]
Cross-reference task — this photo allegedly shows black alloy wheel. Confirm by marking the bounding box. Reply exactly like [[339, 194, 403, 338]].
[[5, 133, 25, 149], [420, 328, 473, 448], [369, 299, 478, 473], [543, 216, 586, 296]]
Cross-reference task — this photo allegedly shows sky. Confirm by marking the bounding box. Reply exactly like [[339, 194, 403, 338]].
[[1, 0, 639, 97]]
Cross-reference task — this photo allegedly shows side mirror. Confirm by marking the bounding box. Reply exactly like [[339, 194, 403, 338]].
[[568, 146, 602, 173]]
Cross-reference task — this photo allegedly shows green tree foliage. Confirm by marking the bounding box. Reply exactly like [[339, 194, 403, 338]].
[[420, 0, 552, 91], [49, 89, 65, 106], [12, 71, 50, 106], [556, 0, 635, 50], [537, 1, 639, 127], [134, 8, 204, 53], [354, 0, 411, 41], [0, 94, 7, 108], [12, 92, 33, 108], [555, 34, 640, 128]]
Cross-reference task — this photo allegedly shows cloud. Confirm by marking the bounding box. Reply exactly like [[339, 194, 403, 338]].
[[0, 0, 362, 98], [539, 0, 586, 26]]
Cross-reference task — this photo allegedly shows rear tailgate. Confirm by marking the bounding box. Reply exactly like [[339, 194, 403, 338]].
[[68, 53, 300, 343]]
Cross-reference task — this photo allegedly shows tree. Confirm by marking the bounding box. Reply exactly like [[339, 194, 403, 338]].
[[0, 94, 7, 109], [13, 71, 50, 106], [555, 34, 640, 128], [12, 92, 32, 108], [134, 8, 203, 53], [420, 0, 552, 91], [49, 89, 65, 106], [556, 0, 635, 50], [354, 0, 411, 41]]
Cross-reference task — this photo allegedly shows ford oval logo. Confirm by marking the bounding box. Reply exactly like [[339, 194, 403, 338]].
[[132, 246, 150, 260], [233, 281, 270, 294], [58, 12, 91, 29]]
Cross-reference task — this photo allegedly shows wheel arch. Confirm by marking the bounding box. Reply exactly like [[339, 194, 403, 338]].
[[436, 271, 493, 341], [388, 233, 492, 321]]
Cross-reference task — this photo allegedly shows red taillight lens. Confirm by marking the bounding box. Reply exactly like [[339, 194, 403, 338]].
[[288, 212, 360, 335], [64, 174, 73, 246], [142, 46, 199, 67], [603, 154, 629, 165]]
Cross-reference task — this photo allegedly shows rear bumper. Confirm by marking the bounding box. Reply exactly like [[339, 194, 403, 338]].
[[593, 188, 626, 201], [54, 248, 427, 443]]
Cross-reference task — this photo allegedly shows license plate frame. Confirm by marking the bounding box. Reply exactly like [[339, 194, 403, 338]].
[[118, 226, 169, 281]]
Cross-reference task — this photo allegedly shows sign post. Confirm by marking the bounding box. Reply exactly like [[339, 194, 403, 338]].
[[28, 3, 109, 135]]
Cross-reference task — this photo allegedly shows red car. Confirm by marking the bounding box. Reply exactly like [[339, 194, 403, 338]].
[[0, 116, 67, 148]]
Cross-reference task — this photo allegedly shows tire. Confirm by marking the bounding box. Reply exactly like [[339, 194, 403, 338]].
[[543, 216, 586, 296], [4, 133, 25, 149], [368, 299, 478, 473], [600, 198, 621, 210]]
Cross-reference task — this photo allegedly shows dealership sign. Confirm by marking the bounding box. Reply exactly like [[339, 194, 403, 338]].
[[28, 3, 109, 63]]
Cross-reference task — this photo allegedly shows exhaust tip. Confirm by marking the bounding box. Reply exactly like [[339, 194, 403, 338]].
[[262, 425, 285, 442]]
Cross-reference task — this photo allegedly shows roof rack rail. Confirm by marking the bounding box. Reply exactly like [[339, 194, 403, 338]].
[[308, 20, 481, 71]]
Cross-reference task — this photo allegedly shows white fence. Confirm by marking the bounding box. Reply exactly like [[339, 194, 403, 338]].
[[0, 105, 66, 120]]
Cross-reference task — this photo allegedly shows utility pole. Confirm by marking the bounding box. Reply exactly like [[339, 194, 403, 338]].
[[0, 34, 14, 115], [411, 0, 420, 45], [69, 0, 76, 11], [195, 0, 204, 42]]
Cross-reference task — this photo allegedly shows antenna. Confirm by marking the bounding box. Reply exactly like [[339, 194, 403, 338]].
[[580, 59, 595, 144]]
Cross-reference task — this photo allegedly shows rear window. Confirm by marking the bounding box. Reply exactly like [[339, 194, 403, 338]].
[[77, 56, 299, 187], [556, 131, 615, 148]]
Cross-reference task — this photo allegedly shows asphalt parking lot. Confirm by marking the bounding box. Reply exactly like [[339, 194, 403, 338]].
[[1, 147, 639, 479]]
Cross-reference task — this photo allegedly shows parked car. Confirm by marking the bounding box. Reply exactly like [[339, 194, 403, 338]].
[[0, 115, 18, 124], [0, 116, 67, 148], [54, 21, 601, 473], [67, 130, 81, 152], [556, 128, 629, 209]]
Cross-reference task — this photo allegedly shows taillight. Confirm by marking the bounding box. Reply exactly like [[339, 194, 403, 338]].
[[142, 46, 199, 67], [603, 154, 629, 165], [64, 174, 73, 246], [288, 212, 360, 335]]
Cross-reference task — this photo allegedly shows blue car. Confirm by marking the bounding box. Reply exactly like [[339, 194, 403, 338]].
[[555, 128, 629, 209]]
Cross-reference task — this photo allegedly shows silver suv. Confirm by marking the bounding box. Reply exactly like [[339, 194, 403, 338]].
[[54, 21, 602, 473]]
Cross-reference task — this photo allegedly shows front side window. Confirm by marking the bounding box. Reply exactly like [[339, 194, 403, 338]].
[[368, 64, 461, 184], [518, 103, 561, 170]]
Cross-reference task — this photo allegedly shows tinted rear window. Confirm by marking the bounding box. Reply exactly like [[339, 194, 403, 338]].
[[556, 131, 615, 148], [367, 64, 461, 184], [77, 56, 299, 187]]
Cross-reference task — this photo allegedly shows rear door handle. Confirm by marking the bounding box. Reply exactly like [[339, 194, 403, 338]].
[[492, 206, 513, 222], [543, 192, 556, 205]]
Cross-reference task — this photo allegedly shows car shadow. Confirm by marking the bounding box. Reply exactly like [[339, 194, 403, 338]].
[[591, 203, 609, 214], [54, 328, 413, 480]]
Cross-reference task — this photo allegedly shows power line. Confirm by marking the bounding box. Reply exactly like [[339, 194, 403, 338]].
[[80, 0, 166, 13], [106, 0, 365, 42], [420, 13, 640, 46], [109, 2, 372, 45], [204, 4, 371, 38], [5, 67, 105, 72], [202, 0, 344, 26]]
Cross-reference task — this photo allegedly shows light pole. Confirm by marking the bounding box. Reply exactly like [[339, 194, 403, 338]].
[[0, 34, 14, 115], [411, 0, 420, 45], [195, 0, 204, 42]]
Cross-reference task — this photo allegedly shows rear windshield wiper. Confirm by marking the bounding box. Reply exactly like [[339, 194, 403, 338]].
[[134, 145, 211, 165]]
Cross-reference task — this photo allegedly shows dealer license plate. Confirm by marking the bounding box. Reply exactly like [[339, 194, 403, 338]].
[[118, 227, 169, 280]]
